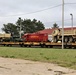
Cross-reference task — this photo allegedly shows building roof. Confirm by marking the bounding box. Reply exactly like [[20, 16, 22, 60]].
[[36, 29, 54, 35], [36, 27, 76, 35], [63, 27, 76, 30]]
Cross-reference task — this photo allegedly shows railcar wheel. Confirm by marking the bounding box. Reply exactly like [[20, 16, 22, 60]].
[[24, 45, 27, 47], [64, 37, 68, 43], [20, 44, 23, 47], [45, 45, 48, 48], [69, 37, 73, 43], [28, 45, 31, 47], [40, 44, 45, 48], [3, 44, 6, 46], [50, 45, 53, 48]]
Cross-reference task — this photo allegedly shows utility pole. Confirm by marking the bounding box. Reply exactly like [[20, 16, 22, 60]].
[[70, 13, 73, 32], [19, 17, 21, 38], [62, 0, 64, 49]]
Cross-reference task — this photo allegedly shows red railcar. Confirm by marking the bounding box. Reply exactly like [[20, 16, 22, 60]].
[[22, 33, 48, 42]]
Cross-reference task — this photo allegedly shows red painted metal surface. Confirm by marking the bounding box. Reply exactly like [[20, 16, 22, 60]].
[[22, 33, 48, 42]]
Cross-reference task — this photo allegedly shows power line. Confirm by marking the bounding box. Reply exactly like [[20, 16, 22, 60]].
[[0, 4, 62, 18], [0, 2, 76, 18], [0, 2, 76, 25]]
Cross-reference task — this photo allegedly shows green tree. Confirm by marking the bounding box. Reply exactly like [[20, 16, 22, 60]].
[[2, 17, 45, 37], [31, 19, 45, 32], [22, 19, 32, 33], [2, 23, 18, 36], [52, 23, 59, 28], [16, 18, 45, 33]]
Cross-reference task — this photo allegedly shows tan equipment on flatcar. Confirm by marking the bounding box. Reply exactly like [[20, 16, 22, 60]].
[[0, 33, 11, 38], [52, 28, 76, 43], [0, 33, 11, 41]]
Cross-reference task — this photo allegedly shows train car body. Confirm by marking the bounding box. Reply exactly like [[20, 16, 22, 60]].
[[22, 33, 48, 42]]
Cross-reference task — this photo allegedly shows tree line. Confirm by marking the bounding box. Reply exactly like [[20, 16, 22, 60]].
[[2, 17, 45, 37], [2, 17, 59, 37]]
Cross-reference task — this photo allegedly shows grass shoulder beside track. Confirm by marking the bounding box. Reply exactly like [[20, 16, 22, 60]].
[[0, 47, 76, 69]]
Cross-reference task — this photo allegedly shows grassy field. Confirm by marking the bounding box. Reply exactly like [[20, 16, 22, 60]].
[[0, 47, 76, 69]]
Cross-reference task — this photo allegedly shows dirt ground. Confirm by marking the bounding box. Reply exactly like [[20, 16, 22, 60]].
[[0, 57, 76, 75]]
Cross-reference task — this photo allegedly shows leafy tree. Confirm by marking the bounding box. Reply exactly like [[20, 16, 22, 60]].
[[52, 23, 59, 28], [16, 18, 45, 33], [2, 17, 45, 37], [31, 19, 45, 32], [22, 19, 32, 33], [2, 23, 18, 36]]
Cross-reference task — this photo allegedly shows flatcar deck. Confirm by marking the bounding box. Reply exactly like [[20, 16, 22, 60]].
[[0, 41, 76, 48]]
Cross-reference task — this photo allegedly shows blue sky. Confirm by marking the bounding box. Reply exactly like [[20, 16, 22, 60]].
[[0, 0, 76, 32]]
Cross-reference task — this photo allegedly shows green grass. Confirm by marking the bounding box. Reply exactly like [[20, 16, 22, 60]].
[[0, 47, 76, 69]]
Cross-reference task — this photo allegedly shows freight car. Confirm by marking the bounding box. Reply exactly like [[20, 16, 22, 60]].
[[0, 33, 50, 47], [52, 28, 76, 43], [21, 33, 50, 47], [0, 29, 76, 48], [0, 33, 23, 42]]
